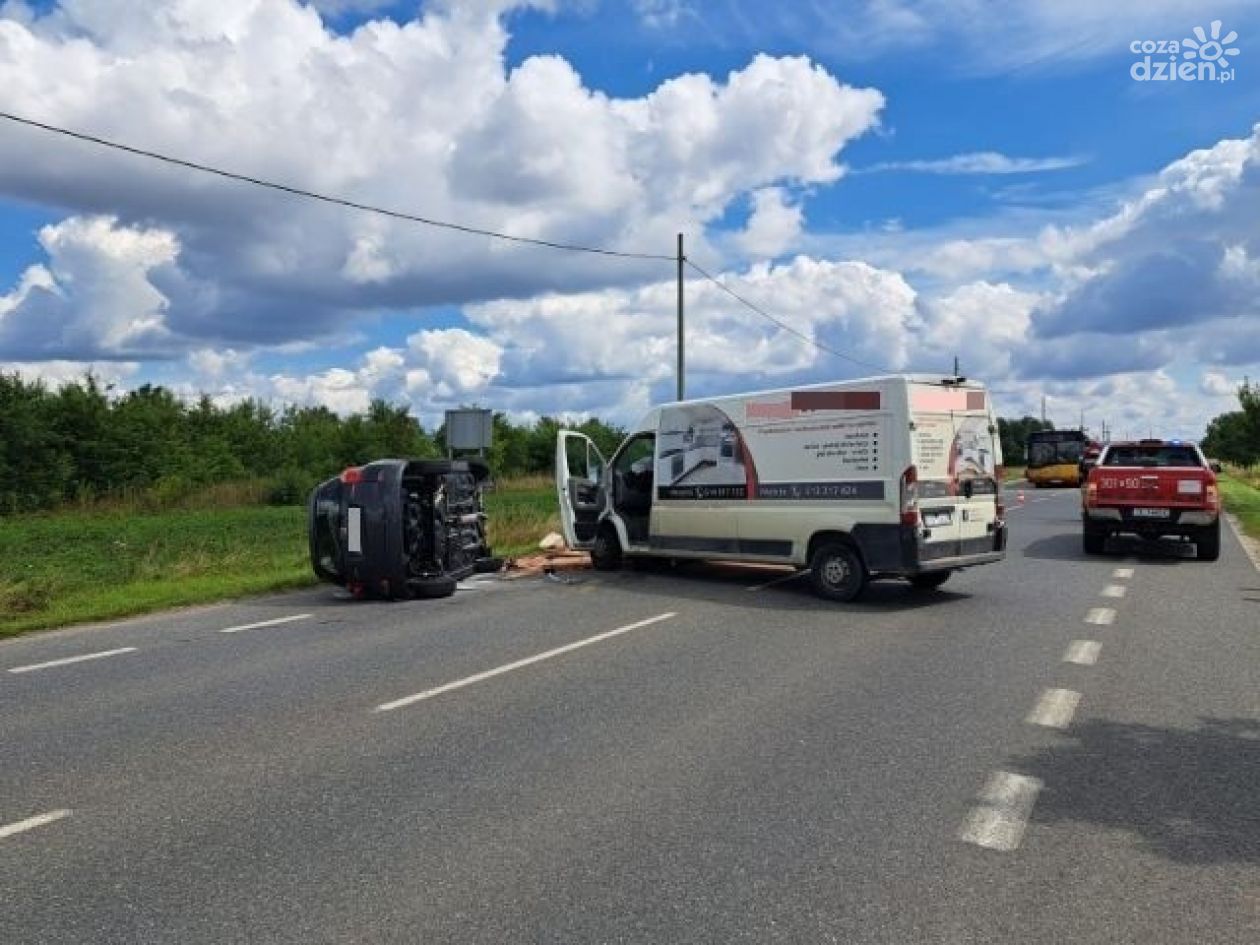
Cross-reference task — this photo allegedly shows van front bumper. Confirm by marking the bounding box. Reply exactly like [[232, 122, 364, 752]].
[[851, 522, 1007, 576]]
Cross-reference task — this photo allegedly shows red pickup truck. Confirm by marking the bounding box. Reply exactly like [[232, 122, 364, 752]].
[[1081, 440, 1221, 560]]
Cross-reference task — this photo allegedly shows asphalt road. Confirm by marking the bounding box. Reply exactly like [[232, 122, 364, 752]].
[[2, 487, 1258, 944]]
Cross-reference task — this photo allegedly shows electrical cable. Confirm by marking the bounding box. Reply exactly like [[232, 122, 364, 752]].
[[683, 257, 895, 373], [0, 111, 675, 261]]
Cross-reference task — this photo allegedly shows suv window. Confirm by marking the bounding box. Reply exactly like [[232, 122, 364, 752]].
[[1101, 446, 1202, 468]]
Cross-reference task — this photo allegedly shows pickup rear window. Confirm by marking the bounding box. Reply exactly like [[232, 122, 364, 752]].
[[1101, 446, 1202, 468]]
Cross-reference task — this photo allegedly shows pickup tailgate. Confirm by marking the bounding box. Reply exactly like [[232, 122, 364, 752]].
[[1093, 468, 1211, 507]]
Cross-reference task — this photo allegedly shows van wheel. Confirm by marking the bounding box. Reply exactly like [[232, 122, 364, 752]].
[[909, 571, 951, 591], [809, 542, 867, 602], [590, 527, 623, 571], [1197, 521, 1221, 561]]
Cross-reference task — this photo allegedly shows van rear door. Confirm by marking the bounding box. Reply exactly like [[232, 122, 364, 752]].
[[909, 384, 1001, 558], [555, 431, 608, 550]]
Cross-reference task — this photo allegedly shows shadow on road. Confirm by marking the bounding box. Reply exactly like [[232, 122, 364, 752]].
[[1014, 716, 1260, 865], [574, 560, 972, 614], [1022, 533, 1194, 564]]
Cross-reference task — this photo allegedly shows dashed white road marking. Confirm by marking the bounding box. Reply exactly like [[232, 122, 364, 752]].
[[0, 809, 72, 839], [220, 614, 313, 634], [959, 772, 1043, 852], [7, 647, 137, 675], [374, 612, 678, 713], [1084, 607, 1116, 626], [1064, 640, 1102, 666], [1112, 567, 1135, 579], [1101, 584, 1127, 598], [1026, 688, 1081, 729]]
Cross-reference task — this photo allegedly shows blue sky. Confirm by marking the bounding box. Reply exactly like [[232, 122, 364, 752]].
[[1, 0, 1258, 436]]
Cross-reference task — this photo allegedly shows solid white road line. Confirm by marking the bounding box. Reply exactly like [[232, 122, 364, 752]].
[[0, 809, 72, 839], [1026, 688, 1081, 729], [374, 612, 678, 713], [959, 771, 1043, 852], [1112, 567, 1135, 579], [1101, 584, 1127, 598], [219, 614, 313, 634], [1084, 607, 1116, 626], [1225, 513, 1260, 573], [1064, 640, 1102, 666], [7, 647, 137, 675]]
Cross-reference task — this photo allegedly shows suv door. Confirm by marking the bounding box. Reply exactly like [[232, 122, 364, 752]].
[[555, 431, 608, 550]]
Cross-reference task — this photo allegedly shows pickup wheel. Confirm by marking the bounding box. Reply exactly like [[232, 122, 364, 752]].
[[590, 526, 623, 571], [908, 571, 951, 592], [1197, 520, 1221, 561], [809, 542, 867, 602], [1082, 527, 1107, 555]]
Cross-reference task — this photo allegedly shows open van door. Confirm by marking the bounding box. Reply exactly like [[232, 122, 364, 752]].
[[555, 431, 608, 550]]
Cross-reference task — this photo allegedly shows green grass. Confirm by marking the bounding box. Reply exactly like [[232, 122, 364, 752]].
[[0, 506, 314, 637], [485, 476, 560, 557], [0, 477, 561, 638], [1219, 470, 1260, 541]]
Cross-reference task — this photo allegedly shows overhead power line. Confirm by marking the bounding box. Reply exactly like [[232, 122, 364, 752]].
[[683, 258, 894, 374], [1, 110, 899, 373], [0, 110, 675, 262]]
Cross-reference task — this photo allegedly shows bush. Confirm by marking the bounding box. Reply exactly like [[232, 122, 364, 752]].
[[267, 468, 317, 506]]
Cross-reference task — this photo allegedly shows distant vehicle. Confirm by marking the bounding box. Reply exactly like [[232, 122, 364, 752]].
[[1081, 439, 1220, 559], [1078, 441, 1103, 478], [556, 374, 1007, 602], [1026, 429, 1092, 487], [309, 458, 497, 599]]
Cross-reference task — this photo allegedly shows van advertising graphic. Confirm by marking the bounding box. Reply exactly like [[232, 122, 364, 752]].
[[656, 399, 888, 501], [913, 413, 998, 497], [656, 403, 753, 499]]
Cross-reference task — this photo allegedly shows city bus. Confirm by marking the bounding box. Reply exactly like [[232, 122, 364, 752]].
[[1026, 429, 1089, 487]]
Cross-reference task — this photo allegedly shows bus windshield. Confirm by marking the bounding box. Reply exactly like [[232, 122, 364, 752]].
[[1027, 431, 1085, 468]]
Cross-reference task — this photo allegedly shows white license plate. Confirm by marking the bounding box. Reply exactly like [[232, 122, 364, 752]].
[[923, 511, 953, 527], [1131, 508, 1170, 519]]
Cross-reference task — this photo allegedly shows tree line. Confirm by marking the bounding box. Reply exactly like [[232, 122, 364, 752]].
[[9, 370, 1250, 516], [0, 373, 624, 514], [1201, 379, 1260, 466]]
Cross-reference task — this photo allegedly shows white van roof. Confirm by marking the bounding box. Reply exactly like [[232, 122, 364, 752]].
[[664, 373, 985, 409]]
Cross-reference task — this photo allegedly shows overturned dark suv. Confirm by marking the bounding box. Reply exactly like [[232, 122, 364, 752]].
[[309, 458, 497, 599]]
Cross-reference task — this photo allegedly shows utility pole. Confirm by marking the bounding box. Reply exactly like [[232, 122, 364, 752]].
[[953, 355, 960, 377], [676, 232, 685, 402], [1041, 395, 1046, 424]]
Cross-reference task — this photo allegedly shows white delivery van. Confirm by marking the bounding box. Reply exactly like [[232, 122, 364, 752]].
[[555, 374, 1007, 601]]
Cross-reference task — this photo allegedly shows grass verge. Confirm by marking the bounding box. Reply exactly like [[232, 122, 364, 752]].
[[0, 506, 314, 638], [485, 476, 560, 557], [1219, 471, 1260, 541], [0, 478, 559, 638]]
